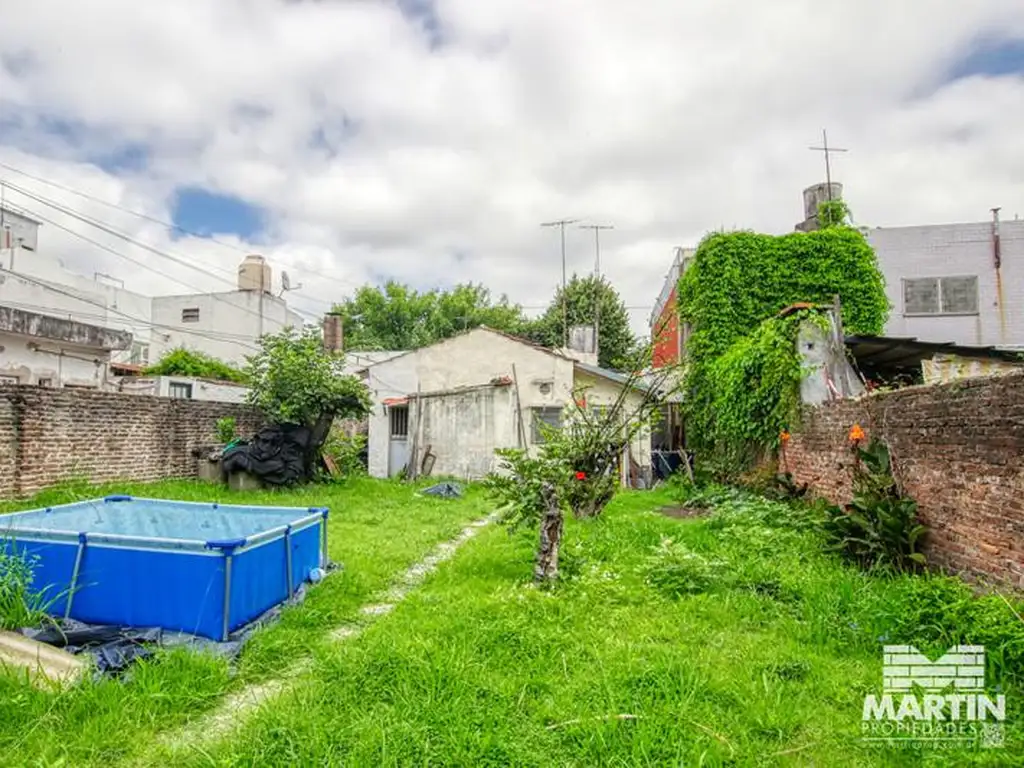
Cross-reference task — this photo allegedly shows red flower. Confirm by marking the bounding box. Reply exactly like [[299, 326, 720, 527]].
[[575, 471, 586, 480]]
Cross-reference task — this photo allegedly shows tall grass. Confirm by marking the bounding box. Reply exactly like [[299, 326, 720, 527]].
[[0, 546, 50, 630], [176, 488, 1024, 767]]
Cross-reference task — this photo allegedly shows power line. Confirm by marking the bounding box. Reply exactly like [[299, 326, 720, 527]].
[[6, 191, 312, 333], [6, 178, 337, 319], [0, 161, 359, 292], [1, 270, 263, 353]]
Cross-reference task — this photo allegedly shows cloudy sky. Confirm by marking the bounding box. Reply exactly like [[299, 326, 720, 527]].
[[1, 0, 1023, 336]]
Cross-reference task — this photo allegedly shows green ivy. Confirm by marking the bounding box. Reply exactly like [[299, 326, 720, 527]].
[[678, 227, 888, 470]]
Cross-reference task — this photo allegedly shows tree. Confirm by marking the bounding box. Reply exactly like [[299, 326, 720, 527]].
[[484, 360, 676, 583], [245, 326, 371, 462], [528, 275, 636, 370], [332, 281, 529, 351], [144, 348, 246, 383]]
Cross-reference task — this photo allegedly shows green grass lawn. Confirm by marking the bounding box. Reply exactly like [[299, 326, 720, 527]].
[[0, 476, 493, 767], [171, 488, 1024, 768]]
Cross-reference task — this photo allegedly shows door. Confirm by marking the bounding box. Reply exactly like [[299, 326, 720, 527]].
[[388, 405, 410, 477]]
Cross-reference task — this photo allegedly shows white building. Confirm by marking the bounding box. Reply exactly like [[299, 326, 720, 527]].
[[866, 213, 1024, 349], [359, 327, 652, 484], [0, 303, 132, 388], [0, 207, 305, 389], [117, 375, 248, 403]]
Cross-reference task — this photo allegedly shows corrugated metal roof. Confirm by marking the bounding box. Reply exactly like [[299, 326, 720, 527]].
[[845, 335, 1024, 369]]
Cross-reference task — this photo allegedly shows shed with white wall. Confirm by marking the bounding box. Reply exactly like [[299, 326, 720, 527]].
[[362, 327, 653, 483]]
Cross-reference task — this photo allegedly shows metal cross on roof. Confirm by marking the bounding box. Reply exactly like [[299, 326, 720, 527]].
[[809, 129, 848, 199]]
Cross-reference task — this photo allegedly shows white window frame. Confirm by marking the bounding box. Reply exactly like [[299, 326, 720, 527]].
[[181, 307, 200, 323], [169, 382, 193, 399]]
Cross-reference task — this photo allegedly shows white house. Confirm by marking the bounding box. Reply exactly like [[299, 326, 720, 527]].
[[0, 303, 132, 388], [0, 207, 304, 384], [359, 327, 653, 484]]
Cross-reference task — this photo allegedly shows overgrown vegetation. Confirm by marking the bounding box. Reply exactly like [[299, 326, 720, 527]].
[[321, 430, 368, 478], [677, 224, 888, 473], [245, 326, 371, 467], [144, 347, 246, 383], [823, 436, 928, 572], [166, 488, 1022, 766]]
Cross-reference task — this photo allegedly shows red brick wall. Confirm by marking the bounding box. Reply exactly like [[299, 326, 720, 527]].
[[652, 290, 681, 369], [0, 387, 263, 498], [784, 372, 1024, 587]]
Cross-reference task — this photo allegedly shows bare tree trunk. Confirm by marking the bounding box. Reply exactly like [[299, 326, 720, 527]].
[[534, 483, 564, 583]]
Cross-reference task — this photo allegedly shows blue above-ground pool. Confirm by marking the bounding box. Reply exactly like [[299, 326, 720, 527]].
[[0, 496, 329, 641]]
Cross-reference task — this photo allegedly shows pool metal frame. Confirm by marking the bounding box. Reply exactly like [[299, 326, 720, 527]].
[[1, 496, 330, 641]]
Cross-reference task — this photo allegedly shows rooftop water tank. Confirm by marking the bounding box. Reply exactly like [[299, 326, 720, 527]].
[[238, 254, 271, 292]]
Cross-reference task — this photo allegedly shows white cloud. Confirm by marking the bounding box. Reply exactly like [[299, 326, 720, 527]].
[[2, 0, 1024, 335]]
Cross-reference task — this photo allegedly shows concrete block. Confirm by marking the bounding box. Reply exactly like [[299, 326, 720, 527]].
[[197, 457, 223, 483], [0, 630, 89, 688], [228, 471, 262, 492]]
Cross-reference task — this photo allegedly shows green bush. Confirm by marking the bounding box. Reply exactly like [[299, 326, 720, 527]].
[[322, 431, 368, 478], [145, 347, 246, 383], [822, 439, 927, 572], [642, 537, 726, 598]]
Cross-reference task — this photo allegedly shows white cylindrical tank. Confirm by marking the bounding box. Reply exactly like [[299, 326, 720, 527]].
[[238, 254, 271, 292]]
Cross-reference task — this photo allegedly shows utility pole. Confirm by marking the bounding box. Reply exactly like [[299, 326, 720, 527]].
[[541, 218, 579, 347], [579, 223, 613, 357], [809, 129, 848, 200]]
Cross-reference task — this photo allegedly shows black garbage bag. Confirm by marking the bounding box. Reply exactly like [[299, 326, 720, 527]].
[[22, 621, 161, 674], [221, 423, 313, 485]]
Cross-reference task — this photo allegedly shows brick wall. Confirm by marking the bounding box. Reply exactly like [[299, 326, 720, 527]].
[[0, 386, 263, 498], [784, 372, 1024, 587], [652, 290, 681, 369]]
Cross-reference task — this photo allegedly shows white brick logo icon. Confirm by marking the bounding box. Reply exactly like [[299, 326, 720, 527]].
[[883, 645, 986, 692]]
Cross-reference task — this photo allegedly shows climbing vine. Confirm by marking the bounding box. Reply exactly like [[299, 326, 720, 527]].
[[678, 227, 888, 471]]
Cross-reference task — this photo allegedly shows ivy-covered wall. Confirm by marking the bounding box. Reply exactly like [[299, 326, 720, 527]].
[[677, 227, 889, 466]]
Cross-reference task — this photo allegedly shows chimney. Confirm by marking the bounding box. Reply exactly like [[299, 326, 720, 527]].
[[322, 313, 343, 354]]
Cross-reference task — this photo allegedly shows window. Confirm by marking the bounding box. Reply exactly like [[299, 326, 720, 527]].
[[389, 405, 409, 438], [531, 406, 562, 444], [903, 276, 979, 316], [169, 382, 193, 399], [181, 307, 200, 323], [0, 375, 18, 386], [130, 343, 150, 365], [37, 378, 52, 388]]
